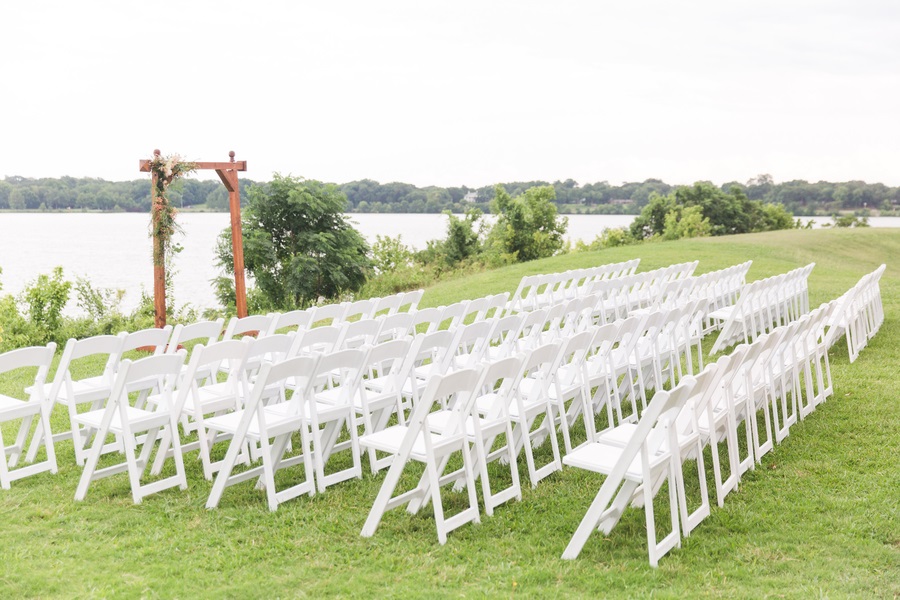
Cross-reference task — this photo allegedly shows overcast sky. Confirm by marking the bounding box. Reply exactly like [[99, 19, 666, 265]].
[[3, 1, 899, 188]]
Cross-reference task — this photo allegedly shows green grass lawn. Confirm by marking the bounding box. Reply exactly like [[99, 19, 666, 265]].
[[1, 228, 898, 598]]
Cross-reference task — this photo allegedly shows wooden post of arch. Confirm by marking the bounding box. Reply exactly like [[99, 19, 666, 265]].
[[140, 150, 249, 327]]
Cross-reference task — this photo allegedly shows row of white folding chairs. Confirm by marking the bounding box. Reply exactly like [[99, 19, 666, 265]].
[[562, 300, 838, 566], [708, 263, 815, 354], [588, 261, 700, 321], [42, 303, 546, 493], [30, 291, 521, 476], [262, 289, 424, 337], [823, 264, 886, 362], [656, 261, 752, 333], [505, 259, 640, 314]]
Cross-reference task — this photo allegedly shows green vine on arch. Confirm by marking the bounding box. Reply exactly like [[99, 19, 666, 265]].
[[148, 152, 196, 266]]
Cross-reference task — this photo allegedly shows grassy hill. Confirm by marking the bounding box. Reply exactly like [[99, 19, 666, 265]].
[[1, 228, 897, 598]]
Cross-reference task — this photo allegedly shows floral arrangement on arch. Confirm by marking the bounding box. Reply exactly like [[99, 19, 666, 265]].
[[148, 152, 196, 266]]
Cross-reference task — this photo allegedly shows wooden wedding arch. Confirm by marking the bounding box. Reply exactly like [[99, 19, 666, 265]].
[[139, 150, 249, 327]]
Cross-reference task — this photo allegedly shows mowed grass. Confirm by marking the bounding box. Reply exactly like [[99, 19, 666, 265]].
[[1, 228, 898, 598]]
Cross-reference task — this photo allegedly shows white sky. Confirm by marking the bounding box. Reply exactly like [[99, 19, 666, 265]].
[[3, 0, 899, 188]]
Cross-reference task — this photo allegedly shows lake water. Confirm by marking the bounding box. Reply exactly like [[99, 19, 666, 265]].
[[1, 212, 897, 314]]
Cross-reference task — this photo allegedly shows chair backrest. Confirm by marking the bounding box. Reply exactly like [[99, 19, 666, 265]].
[[398, 289, 424, 313], [249, 354, 321, 417], [246, 333, 295, 365], [413, 368, 483, 437], [109, 353, 186, 416], [48, 333, 127, 403], [447, 320, 495, 371], [0, 342, 56, 401], [515, 308, 548, 351], [631, 375, 698, 467], [439, 301, 470, 331], [222, 314, 273, 341], [362, 338, 414, 393], [517, 342, 562, 404], [312, 302, 348, 326], [376, 312, 414, 342], [372, 294, 401, 317], [291, 325, 342, 357], [480, 292, 510, 321], [484, 314, 523, 361], [166, 319, 224, 353], [311, 348, 369, 412], [121, 325, 173, 356], [411, 307, 444, 334], [267, 309, 315, 335], [337, 318, 384, 350], [551, 328, 595, 390], [408, 329, 456, 373], [173, 339, 251, 416], [472, 354, 525, 422], [344, 299, 378, 322]]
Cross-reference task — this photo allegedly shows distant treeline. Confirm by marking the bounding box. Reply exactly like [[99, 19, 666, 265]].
[[1, 174, 898, 215]]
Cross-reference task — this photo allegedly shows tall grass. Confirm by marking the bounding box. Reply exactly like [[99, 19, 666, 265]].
[[0, 228, 897, 598]]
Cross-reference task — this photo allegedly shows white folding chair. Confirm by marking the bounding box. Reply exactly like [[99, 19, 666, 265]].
[[205, 355, 320, 511], [153, 339, 251, 480], [355, 338, 414, 472], [0, 343, 58, 489], [592, 368, 716, 537], [562, 376, 697, 566], [37, 333, 126, 465], [545, 329, 595, 454], [74, 352, 187, 503], [459, 355, 525, 515], [509, 342, 564, 487], [695, 347, 748, 507], [360, 368, 483, 544], [302, 348, 367, 492]]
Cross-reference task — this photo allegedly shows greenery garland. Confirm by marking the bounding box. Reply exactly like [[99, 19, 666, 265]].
[[148, 153, 196, 266]]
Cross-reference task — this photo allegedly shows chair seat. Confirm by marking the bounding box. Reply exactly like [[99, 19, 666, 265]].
[[38, 378, 111, 405], [563, 440, 668, 481], [205, 405, 304, 439], [0, 394, 41, 419], [708, 307, 735, 322], [428, 409, 504, 438], [360, 425, 464, 460], [267, 398, 350, 422], [74, 405, 169, 433]]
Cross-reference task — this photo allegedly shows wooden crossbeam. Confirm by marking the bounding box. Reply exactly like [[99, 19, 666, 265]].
[[139, 160, 247, 172]]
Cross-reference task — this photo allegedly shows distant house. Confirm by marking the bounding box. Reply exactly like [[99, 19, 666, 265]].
[[610, 198, 633, 206], [462, 191, 478, 204]]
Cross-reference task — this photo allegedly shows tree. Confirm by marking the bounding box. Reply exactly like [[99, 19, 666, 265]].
[[442, 208, 482, 265], [214, 174, 372, 310], [631, 182, 795, 239], [488, 185, 568, 261]]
